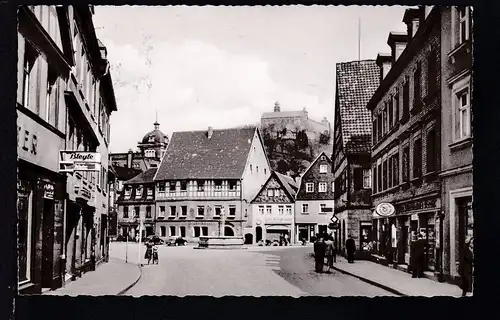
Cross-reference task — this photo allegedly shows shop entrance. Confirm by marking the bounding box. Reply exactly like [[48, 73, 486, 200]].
[[298, 225, 308, 242], [458, 196, 473, 283], [255, 226, 262, 242], [41, 198, 55, 288]]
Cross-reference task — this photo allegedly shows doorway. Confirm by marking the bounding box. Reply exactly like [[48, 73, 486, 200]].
[[244, 233, 253, 244], [224, 226, 234, 236], [256, 226, 262, 242], [41, 198, 55, 288]]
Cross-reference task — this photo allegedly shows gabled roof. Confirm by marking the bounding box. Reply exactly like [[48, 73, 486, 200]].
[[299, 151, 332, 178], [154, 127, 257, 180], [251, 171, 298, 203], [336, 60, 379, 154], [111, 165, 142, 181], [125, 168, 157, 185]]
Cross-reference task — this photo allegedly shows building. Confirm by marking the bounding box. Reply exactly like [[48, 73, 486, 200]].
[[294, 151, 335, 242], [16, 5, 117, 294], [62, 5, 117, 282], [110, 120, 169, 171], [261, 101, 332, 147], [367, 6, 441, 277], [17, 5, 71, 294], [249, 171, 298, 244], [153, 126, 271, 242], [116, 168, 157, 241], [333, 60, 379, 256], [439, 6, 473, 284]]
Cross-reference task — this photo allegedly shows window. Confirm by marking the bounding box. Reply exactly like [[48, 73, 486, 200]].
[[306, 183, 314, 193], [427, 50, 437, 96], [402, 79, 410, 122], [194, 227, 201, 237], [321, 155, 326, 160], [214, 206, 221, 217], [388, 157, 393, 189], [392, 153, 399, 187], [256, 166, 259, 173], [202, 227, 208, 236], [123, 206, 129, 218], [250, 165, 252, 172], [377, 113, 382, 140], [320, 204, 326, 213], [388, 99, 394, 129], [181, 206, 187, 216], [413, 138, 423, 179], [169, 181, 176, 193], [363, 169, 371, 189], [278, 205, 284, 215], [302, 204, 309, 214], [319, 182, 327, 192], [267, 189, 274, 197], [402, 146, 410, 183], [160, 226, 166, 237], [214, 180, 222, 190], [264, 168, 267, 174], [353, 168, 363, 190], [266, 205, 272, 215], [286, 205, 292, 215], [394, 90, 400, 123], [457, 89, 471, 139], [373, 118, 378, 144], [169, 226, 176, 237], [320, 165, 327, 173], [135, 186, 143, 199], [45, 68, 59, 127], [197, 206, 205, 217], [372, 166, 377, 193], [382, 159, 388, 190], [426, 129, 437, 173], [228, 206, 236, 217], [180, 226, 186, 238], [382, 107, 387, 134], [170, 206, 176, 217], [146, 206, 152, 218], [458, 7, 470, 44], [377, 163, 382, 193], [158, 206, 165, 218], [331, 182, 334, 193], [180, 181, 187, 191], [148, 136, 155, 143], [229, 180, 237, 190], [134, 206, 140, 218], [197, 180, 205, 191], [412, 62, 422, 112], [257, 205, 265, 216], [22, 41, 38, 110]]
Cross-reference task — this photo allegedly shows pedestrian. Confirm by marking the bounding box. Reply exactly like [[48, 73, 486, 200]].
[[152, 243, 159, 265], [279, 234, 283, 246], [284, 233, 289, 246], [345, 235, 356, 263], [412, 233, 426, 278], [332, 236, 337, 263], [325, 235, 335, 272], [460, 236, 474, 297], [144, 240, 153, 264], [313, 234, 326, 273]]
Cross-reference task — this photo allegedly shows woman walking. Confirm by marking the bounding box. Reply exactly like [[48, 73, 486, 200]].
[[325, 235, 335, 272]]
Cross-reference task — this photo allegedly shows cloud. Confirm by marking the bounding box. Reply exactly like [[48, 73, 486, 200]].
[[104, 38, 333, 152]]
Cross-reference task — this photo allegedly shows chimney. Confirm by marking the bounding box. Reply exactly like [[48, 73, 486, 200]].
[[387, 32, 408, 63], [403, 8, 422, 40], [127, 149, 133, 168], [376, 53, 392, 81], [207, 126, 213, 139], [274, 101, 281, 112]]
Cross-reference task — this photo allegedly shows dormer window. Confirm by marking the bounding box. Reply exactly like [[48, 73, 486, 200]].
[[168, 181, 176, 193], [229, 180, 237, 190], [158, 182, 165, 193], [197, 180, 205, 191], [148, 135, 155, 143], [135, 186, 143, 199], [124, 186, 131, 199]]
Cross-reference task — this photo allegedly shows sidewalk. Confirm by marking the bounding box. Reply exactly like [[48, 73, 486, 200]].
[[45, 258, 142, 296], [332, 256, 463, 297]]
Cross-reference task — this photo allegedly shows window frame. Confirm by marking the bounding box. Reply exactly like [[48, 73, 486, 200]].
[[318, 182, 327, 193], [319, 164, 328, 173], [305, 183, 314, 193], [302, 203, 309, 214], [158, 206, 165, 218], [362, 169, 372, 189], [123, 206, 129, 218]]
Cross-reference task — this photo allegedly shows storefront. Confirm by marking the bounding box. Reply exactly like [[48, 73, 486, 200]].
[[296, 224, 316, 242]]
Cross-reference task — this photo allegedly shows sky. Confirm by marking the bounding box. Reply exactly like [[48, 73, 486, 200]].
[[92, 5, 411, 153]]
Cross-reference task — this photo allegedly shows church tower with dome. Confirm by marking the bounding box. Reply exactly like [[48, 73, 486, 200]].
[[137, 119, 169, 169]]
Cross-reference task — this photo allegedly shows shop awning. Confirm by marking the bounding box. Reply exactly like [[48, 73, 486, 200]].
[[266, 225, 290, 231]]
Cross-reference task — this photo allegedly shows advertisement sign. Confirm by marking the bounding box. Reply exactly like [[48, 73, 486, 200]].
[[59, 151, 102, 172], [376, 203, 395, 217], [43, 184, 54, 199]]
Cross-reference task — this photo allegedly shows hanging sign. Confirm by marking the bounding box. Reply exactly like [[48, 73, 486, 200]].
[[59, 151, 102, 172], [375, 203, 395, 217], [43, 184, 54, 199]]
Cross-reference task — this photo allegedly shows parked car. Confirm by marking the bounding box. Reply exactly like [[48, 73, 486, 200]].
[[166, 237, 187, 246], [145, 235, 164, 245]]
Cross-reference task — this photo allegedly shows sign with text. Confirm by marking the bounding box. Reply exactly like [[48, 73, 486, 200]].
[[375, 203, 395, 217], [59, 151, 102, 172]]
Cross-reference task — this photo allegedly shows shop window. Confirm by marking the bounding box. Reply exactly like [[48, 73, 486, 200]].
[[413, 138, 422, 179], [146, 206, 152, 218], [193, 226, 201, 237], [180, 226, 186, 238], [123, 206, 129, 218]]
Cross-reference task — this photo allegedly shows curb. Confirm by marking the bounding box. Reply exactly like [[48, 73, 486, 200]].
[[331, 264, 407, 296], [117, 263, 143, 296]]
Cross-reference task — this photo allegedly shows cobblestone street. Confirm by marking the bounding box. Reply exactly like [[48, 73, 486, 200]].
[[109, 243, 395, 297]]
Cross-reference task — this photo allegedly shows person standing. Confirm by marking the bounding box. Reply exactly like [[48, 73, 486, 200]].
[[313, 234, 327, 273], [460, 237, 474, 297], [345, 235, 356, 263], [412, 233, 426, 278], [325, 235, 335, 272], [284, 233, 289, 246]]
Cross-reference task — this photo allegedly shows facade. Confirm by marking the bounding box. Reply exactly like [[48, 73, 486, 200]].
[[249, 171, 298, 244], [367, 6, 442, 277], [294, 151, 335, 242], [116, 168, 157, 240], [261, 102, 332, 148], [153, 126, 271, 242], [333, 60, 379, 256], [17, 5, 117, 294], [439, 6, 473, 284], [136, 121, 169, 168], [110, 150, 149, 172]]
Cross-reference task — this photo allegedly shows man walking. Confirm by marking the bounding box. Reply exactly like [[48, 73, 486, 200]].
[[345, 235, 356, 263], [313, 234, 326, 273], [411, 233, 426, 278], [325, 235, 335, 272]]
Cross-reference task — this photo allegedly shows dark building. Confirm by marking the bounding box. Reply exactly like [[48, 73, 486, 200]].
[[333, 60, 380, 257], [367, 6, 442, 278], [439, 6, 473, 284]]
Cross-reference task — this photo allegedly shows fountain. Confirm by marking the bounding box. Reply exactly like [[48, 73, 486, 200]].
[[195, 206, 245, 249]]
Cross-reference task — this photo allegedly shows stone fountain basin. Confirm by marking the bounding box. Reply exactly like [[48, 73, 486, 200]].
[[195, 236, 246, 249]]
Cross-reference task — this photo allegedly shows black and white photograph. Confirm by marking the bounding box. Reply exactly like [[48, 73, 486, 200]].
[[16, 4, 473, 298]]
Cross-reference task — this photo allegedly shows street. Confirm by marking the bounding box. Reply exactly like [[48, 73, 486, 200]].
[[109, 242, 395, 297]]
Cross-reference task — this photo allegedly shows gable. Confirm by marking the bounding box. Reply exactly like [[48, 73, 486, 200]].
[[252, 176, 293, 204]]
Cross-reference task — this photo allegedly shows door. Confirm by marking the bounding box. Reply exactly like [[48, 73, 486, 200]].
[[41, 198, 55, 288], [256, 226, 262, 242]]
